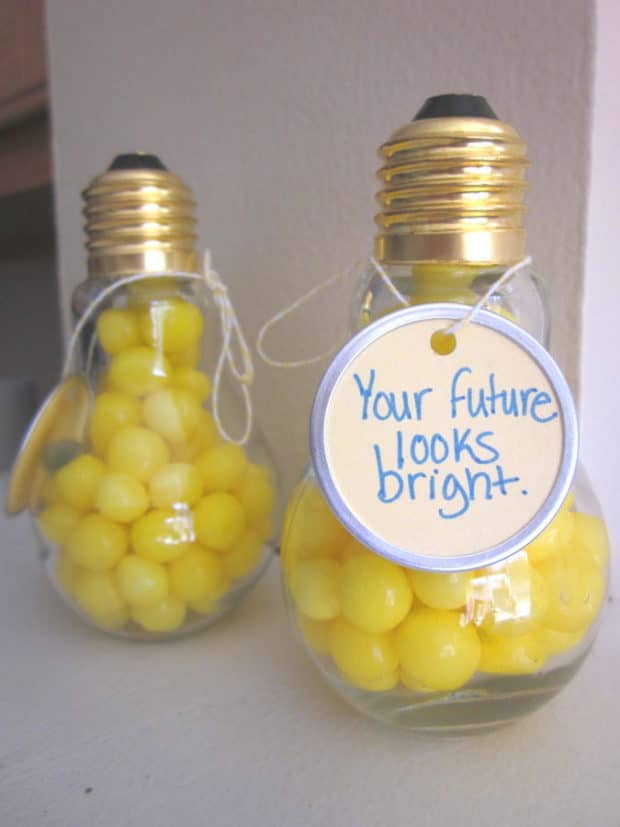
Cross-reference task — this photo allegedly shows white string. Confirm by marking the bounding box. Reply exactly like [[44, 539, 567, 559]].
[[62, 252, 254, 446], [256, 254, 532, 369], [256, 265, 356, 368], [368, 256, 409, 308], [443, 255, 532, 336], [202, 250, 254, 445]]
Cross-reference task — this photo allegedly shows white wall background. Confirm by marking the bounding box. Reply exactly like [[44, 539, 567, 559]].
[[46, 0, 594, 498], [582, 0, 619, 591]]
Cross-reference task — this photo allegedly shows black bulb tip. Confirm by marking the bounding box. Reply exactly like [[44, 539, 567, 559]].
[[108, 153, 168, 171], [413, 94, 498, 121]]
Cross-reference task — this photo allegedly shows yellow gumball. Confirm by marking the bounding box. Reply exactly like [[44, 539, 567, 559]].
[[38, 504, 81, 545], [395, 610, 481, 692], [139, 298, 204, 353], [39, 475, 63, 506], [573, 512, 609, 570], [400, 671, 435, 693], [143, 389, 202, 444], [479, 632, 547, 675], [149, 463, 203, 508], [195, 443, 248, 492], [66, 514, 128, 571], [95, 472, 149, 523], [73, 570, 129, 630], [108, 346, 172, 397], [107, 426, 169, 482], [193, 493, 246, 551], [282, 484, 348, 562], [115, 554, 169, 607], [132, 596, 187, 632], [538, 555, 605, 633], [54, 551, 81, 593], [54, 454, 105, 512], [96, 307, 140, 355], [329, 617, 398, 682], [527, 506, 575, 564], [538, 626, 585, 656], [234, 464, 274, 524], [479, 558, 549, 638], [131, 509, 194, 563], [170, 410, 218, 461], [169, 546, 229, 604], [169, 340, 201, 369], [297, 613, 331, 654], [345, 670, 399, 692], [413, 570, 473, 611], [172, 367, 211, 402], [223, 530, 264, 579], [340, 554, 412, 633], [292, 558, 341, 621], [88, 391, 142, 456]]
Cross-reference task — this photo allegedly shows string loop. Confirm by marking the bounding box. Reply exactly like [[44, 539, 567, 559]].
[[62, 250, 254, 446]]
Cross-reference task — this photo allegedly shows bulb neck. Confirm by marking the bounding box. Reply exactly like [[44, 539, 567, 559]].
[[374, 105, 529, 268], [82, 154, 199, 280]]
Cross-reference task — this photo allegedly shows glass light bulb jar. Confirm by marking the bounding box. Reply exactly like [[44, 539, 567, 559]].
[[8, 154, 277, 639], [280, 96, 609, 732]]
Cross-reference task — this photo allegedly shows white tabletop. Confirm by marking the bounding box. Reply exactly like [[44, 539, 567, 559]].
[[1, 477, 619, 827]]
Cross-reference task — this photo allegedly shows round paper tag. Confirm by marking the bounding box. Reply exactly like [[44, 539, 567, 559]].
[[310, 304, 578, 571]]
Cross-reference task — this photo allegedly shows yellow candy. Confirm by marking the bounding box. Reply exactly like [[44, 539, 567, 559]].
[[170, 410, 218, 462], [254, 515, 273, 542], [172, 367, 211, 402], [195, 443, 248, 492], [73, 570, 129, 629], [292, 558, 341, 621], [479, 632, 547, 675], [573, 512, 609, 570], [169, 546, 229, 604], [95, 472, 149, 523], [479, 559, 549, 638], [96, 307, 140, 355], [107, 426, 170, 482], [88, 391, 142, 456], [139, 298, 204, 354], [54, 454, 106, 511], [223, 530, 264, 579], [38, 504, 81, 545], [539, 626, 585, 656], [339, 538, 370, 562], [395, 610, 481, 691], [538, 555, 605, 633], [40, 475, 63, 506], [115, 554, 169, 607], [282, 484, 348, 561], [169, 340, 201, 368], [143, 389, 202, 444], [66, 514, 128, 571], [329, 617, 398, 682], [297, 613, 331, 654], [131, 509, 194, 563], [345, 670, 399, 692], [339, 553, 412, 633], [132, 596, 187, 632], [193, 493, 246, 551], [108, 346, 172, 397], [54, 551, 81, 593], [400, 671, 435, 693], [527, 506, 575, 564], [234, 464, 274, 524], [413, 570, 473, 611], [149, 463, 203, 508]]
